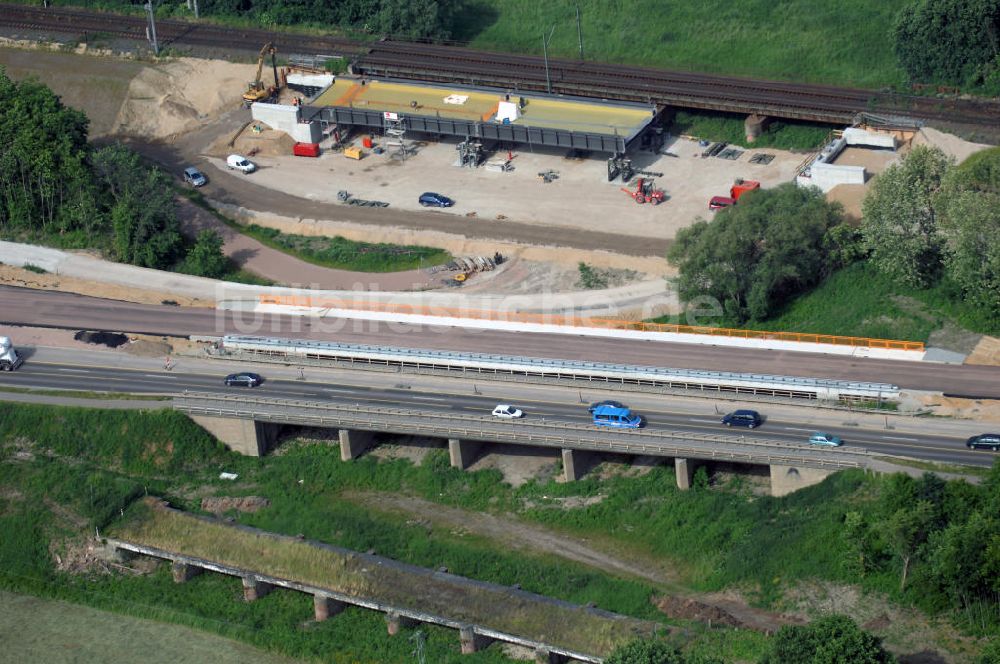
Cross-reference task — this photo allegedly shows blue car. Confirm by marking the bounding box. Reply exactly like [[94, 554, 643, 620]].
[[722, 409, 762, 428], [419, 192, 454, 207], [808, 432, 843, 447], [592, 405, 642, 429]]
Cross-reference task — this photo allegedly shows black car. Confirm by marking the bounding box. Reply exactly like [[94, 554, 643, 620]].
[[966, 433, 1000, 451], [418, 192, 454, 208], [722, 409, 762, 428], [588, 400, 626, 414], [224, 372, 263, 387]]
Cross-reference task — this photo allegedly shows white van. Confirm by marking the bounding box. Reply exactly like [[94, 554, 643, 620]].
[[226, 154, 256, 173]]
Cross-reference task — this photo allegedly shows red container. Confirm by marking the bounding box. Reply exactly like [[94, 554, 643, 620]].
[[293, 142, 320, 158], [730, 179, 760, 201], [362, 136, 374, 149]]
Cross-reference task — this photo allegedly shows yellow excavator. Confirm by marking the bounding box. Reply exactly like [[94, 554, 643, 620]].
[[243, 42, 279, 106]]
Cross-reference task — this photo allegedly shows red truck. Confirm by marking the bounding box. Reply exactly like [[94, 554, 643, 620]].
[[293, 142, 320, 158], [730, 179, 760, 201]]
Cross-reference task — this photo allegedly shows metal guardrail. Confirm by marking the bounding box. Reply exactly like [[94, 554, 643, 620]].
[[175, 392, 869, 470], [218, 335, 900, 403]]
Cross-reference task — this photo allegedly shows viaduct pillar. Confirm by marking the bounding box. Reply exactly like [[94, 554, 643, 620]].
[[745, 114, 770, 142], [339, 429, 375, 461], [242, 576, 274, 602], [561, 448, 595, 482], [189, 415, 278, 456], [459, 625, 494, 654], [448, 438, 484, 470], [313, 594, 346, 621], [674, 458, 695, 491]]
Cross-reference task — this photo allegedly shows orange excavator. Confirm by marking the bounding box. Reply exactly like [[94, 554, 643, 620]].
[[243, 42, 279, 106]]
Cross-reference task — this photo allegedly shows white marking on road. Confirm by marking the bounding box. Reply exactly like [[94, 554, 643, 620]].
[[783, 427, 816, 432], [409, 396, 450, 402], [55, 368, 89, 373], [322, 387, 356, 393], [689, 418, 721, 424], [141, 374, 179, 379], [881, 436, 919, 442]]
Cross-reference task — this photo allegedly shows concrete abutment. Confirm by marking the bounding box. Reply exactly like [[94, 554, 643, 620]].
[[386, 611, 418, 635], [459, 624, 494, 654], [745, 114, 770, 142], [769, 464, 834, 497], [171, 561, 202, 583]]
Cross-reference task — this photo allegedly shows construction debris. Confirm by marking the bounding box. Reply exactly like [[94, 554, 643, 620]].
[[337, 190, 389, 207], [537, 169, 559, 183]]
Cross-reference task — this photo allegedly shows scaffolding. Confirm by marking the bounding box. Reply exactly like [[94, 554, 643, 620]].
[[456, 138, 485, 168], [383, 115, 408, 161]]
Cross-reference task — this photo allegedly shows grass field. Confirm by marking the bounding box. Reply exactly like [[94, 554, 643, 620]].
[[657, 262, 1000, 341], [0, 590, 299, 664], [462, 0, 911, 89]]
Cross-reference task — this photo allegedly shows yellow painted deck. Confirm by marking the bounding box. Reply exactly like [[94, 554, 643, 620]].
[[314, 78, 653, 137]]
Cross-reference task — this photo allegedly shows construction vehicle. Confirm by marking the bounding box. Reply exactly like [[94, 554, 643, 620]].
[[243, 42, 279, 107], [0, 336, 24, 371], [622, 178, 666, 205], [730, 179, 760, 201]]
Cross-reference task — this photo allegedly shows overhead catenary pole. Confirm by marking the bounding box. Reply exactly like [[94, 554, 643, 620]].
[[542, 25, 555, 94], [576, 5, 583, 60], [145, 1, 159, 55]]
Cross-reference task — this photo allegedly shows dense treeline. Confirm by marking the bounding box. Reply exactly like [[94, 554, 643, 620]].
[[0, 68, 230, 277], [893, 0, 1000, 92], [862, 145, 1000, 321]]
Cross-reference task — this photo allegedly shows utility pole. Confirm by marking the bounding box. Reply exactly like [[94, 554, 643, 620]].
[[542, 25, 555, 94], [576, 5, 583, 60], [145, 1, 159, 55]]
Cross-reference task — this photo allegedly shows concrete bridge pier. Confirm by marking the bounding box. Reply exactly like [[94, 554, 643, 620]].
[[745, 114, 770, 142], [242, 576, 274, 602], [386, 611, 418, 635], [339, 428, 375, 461], [674, 457, 695, 490], [313, 594, 346, 621], [189, 415, 278, 456], [535, 648, 568, 663], [459, 625, 494, 654], [561, 449, 595, 482], [171, 561, 202, 583], [769, 464, 834, 497], [449, 438, 484, 470]]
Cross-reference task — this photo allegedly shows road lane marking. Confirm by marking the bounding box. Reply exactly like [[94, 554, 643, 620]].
[[689, 418, 721, 424], [783, 427, 816, 432], [54, 368, 90, 373], [881, 436, 920, 442]]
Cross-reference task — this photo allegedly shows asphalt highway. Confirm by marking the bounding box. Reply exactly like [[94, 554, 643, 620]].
[[3, 286, 1000, 397], [0, 359, 992, 467]]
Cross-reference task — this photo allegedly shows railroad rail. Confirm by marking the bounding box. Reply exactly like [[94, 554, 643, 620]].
[[2, 4, 998, 127]]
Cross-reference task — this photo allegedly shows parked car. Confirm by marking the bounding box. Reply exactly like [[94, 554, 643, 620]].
[[182, 166, 207, 187], [224, 372, 263, 387], [709, 195, 736, 210], [419, 192, 454, 207], [226, 154, 256, 173], [588, 400, 626, 414], [808, 432, 843, 446], [722, 409, 762, 428], [492, 404, 523, 419], [966, 433, 1000, 451], [592, 405, 642, 429]]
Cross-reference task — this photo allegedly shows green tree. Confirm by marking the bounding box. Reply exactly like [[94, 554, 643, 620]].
[[884, 499, 935, 591], [667, 183, 843, 323], [181, 229, 229, 278], [861, 145, 951, 288], [893, 0, 1000, 86], [760, 614, 896, 664], [91, 144, 181, 269], [0, 67, 97, 236], [937, 148, 1000, 319]]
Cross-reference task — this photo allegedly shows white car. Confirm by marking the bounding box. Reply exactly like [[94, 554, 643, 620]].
[[492, 404, 523, 419], [226, 154, 256, 173]]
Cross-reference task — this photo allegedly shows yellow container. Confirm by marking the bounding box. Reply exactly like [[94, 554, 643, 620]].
[[344, 146, 362, 160]]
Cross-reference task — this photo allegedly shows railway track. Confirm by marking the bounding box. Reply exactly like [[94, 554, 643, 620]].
[[2, 3, 999, 127]]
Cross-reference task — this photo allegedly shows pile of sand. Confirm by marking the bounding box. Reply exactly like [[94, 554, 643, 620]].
[[917, 393, 1000, 422], [112, 57, 257, 139], [912, 127, 992, 163], [208, 123, 296, 158], [965, 335, 1000, 366]]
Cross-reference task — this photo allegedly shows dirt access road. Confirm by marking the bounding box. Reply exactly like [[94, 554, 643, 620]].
[[125, 108, 671, 259]]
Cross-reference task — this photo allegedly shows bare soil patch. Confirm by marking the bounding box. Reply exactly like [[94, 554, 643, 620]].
[[0, 264, 211, 307], [965, 336, 1000, 367], [201, 496, 270, 514]]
